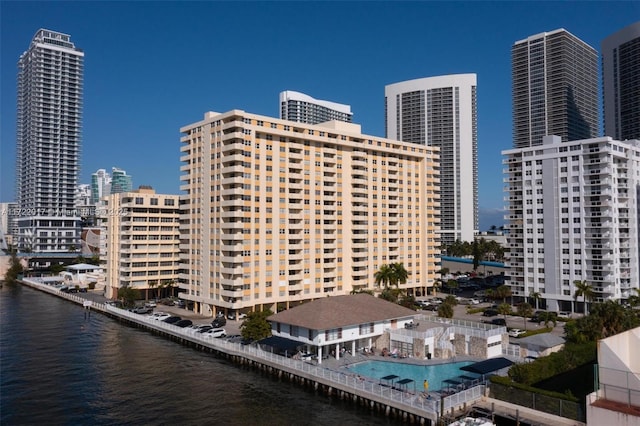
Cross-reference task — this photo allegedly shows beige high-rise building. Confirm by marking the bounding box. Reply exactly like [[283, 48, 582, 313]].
[[180, 109, 440, 317], [101, 186, 181, 300]]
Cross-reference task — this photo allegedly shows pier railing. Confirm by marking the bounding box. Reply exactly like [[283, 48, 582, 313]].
[[21, 278, 486, 420], [107, 305, 487, 418]]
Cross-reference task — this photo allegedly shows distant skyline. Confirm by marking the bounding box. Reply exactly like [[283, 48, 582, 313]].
[[2, 2, 638, 230]]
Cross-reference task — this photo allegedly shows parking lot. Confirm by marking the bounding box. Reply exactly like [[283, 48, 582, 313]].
[[420, 291, 569, 337]]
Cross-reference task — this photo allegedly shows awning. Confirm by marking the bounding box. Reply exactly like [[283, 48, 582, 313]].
[[258, 336, 304, 354], [380, 374, 399, 386], [396, 378, 414, 391], [460, 357, 513, 375]]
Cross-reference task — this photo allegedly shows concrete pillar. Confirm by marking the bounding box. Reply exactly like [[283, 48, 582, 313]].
[[318, 346, 323, 364]]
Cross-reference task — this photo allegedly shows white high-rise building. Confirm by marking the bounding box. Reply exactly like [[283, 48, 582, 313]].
[[602, 21, 640, 141], [15, 29, 84, 252], [385, 74, 478, 246], [91, 169, 111, 205], [280, 91, 352, 124], [503, 135, 640, 312], [75, 184, 91, 207]]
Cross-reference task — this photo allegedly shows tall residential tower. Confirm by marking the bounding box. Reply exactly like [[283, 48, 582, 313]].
[[180, 110, 440, 317], [512, 29, 598, 148], [385, 74, 478, 246], [279, 91, 352, 124], [503, 136, 640, 311], [602, 21, 640, 141], [16, 29, 84, 252]]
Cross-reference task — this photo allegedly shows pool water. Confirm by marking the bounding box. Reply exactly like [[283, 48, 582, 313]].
[[347, 360, 475, 391]]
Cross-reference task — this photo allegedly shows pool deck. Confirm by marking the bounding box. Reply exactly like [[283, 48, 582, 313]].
[[318, 350, 483, 398]]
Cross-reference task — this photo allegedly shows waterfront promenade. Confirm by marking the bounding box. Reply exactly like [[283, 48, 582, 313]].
[[18, 277, 487, 425]]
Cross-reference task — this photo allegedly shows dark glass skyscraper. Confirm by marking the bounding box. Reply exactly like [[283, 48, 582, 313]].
[[512, 29, 598, 148], [602, 21, 640, 141]]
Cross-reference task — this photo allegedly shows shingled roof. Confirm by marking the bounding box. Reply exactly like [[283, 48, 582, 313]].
[[267, 293, 417, 330], [519, 333, 565, 349]]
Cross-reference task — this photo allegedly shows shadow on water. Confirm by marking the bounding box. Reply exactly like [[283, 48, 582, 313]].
[[1, 285, 401, 426]]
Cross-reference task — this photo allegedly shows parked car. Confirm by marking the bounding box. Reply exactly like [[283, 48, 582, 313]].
[[530, 310, 546, 322], [131, 306, 153, 315], [482, 309, 499, 317], [203, 328, 226, 338], [163, 316, 182, 324], [148, 312, 171, 321], [237, 313, 247, 320], [145, 300, 157, 308], [491, 318, 507, 326], [192, 325, 213, 334], [508, 329, 525, 337], [211, 317, 226, 328], [174, 319, 193, 328], [558, 311, 572, 319], [467, 298, 480, 305], [175, 299, 186, 308]]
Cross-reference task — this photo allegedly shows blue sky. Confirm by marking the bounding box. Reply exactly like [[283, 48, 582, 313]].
[[2, 1, 638, 230]]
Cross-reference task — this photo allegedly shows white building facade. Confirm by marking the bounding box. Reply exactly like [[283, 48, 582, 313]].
[[280, 90, 352, 124], [503, 135, 640, 312], [385, 74, 478, 245], [15, 29, 84, 252]]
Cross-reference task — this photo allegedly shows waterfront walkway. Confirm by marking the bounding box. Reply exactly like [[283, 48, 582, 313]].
[[19, 277, 490, 424]]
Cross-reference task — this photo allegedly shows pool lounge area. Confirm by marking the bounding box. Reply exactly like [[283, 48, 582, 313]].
[[347, 360, 481, 393]]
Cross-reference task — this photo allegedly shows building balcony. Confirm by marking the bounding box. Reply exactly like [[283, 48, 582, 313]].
[[221, 140, 246, 153], [221, 153, 246, 164]]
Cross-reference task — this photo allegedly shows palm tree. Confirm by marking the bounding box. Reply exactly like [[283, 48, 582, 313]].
[[628, 288, 640, 307], [573, 280, 594, 315], [517, 302, 533, 331], [374, 264, 394, 288], [390, 262, 409, 287], [529, 291, 542, 310], [493, 285, 512, 304], [497, 303, 511, 321], [446, 279, 459, 295], [148, 281, 157, 301], [431, 280, 442, 296]]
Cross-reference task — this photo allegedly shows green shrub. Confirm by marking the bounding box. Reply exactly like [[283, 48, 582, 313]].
[[507, 342, 596, 386], [490, 375, 579, 402]]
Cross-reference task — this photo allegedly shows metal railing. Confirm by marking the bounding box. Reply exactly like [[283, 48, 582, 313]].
[[22, 278, 486, 420], [107, 304, 488, 418], [596, 365, 640, 408]]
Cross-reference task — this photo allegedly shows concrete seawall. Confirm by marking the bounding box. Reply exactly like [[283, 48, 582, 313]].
[[18, 278, 490, 425]]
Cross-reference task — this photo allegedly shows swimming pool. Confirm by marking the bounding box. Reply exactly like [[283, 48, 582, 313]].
[[347, 360, 476, 392]]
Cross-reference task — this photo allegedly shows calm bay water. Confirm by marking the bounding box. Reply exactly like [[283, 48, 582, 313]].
[[1, 284, 398, 426]]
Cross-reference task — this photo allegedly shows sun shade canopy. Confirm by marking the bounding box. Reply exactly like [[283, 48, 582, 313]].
[[460, 357, 514, 375]]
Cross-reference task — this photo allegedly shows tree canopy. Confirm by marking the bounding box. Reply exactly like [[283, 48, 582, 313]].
[[117, 286, 140, 308], [240, 310, 273, 341], [564, 301, 640, 343], [442, 238, 505, 262]]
